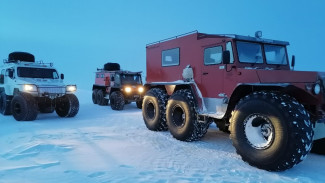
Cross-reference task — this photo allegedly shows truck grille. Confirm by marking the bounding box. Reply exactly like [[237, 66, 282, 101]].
[[38, 87, 65, 94]]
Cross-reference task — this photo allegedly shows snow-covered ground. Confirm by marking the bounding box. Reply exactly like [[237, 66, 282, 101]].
[[1, 89, 325, 183]]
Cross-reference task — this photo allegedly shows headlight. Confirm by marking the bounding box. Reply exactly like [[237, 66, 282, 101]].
[[313, 84, 321, 95], [138, 87, 144, 93], [66, 85, 77, 92], [125, 87, 132, 93], [23, 84, 37, 92]]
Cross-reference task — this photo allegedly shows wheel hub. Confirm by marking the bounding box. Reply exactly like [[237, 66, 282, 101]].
[[244, 114, 275, 149], [172, 104, 185, 127], [146, 101, 155, 119]]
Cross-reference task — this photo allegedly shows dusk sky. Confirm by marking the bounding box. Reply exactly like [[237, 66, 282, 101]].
[[1, 0, 324, 89]]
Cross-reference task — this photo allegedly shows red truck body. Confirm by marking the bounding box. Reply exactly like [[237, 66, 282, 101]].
[[146, 32, 323, 108], [142, 31, 325, 171]]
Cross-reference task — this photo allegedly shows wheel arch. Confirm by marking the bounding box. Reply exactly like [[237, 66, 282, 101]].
[[226, 84, 318, 119]]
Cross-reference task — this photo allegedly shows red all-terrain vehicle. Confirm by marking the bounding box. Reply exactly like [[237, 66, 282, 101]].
[[142, 31, 325, 171], [92, 63, 144, 110]]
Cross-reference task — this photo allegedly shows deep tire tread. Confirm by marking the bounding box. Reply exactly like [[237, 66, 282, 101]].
[[142, 88, 168, 131], [110, 91, 125, 110], [11, 92, 38, 121], [167, 89, 209, 142], [230, 91, 313, 171], [55, 94, 79, 117]]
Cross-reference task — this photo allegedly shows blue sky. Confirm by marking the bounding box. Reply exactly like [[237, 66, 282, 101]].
[[1, 0, 324, 89]]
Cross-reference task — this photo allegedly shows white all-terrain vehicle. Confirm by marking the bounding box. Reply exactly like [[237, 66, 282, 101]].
[[0, 52, 79, 121]]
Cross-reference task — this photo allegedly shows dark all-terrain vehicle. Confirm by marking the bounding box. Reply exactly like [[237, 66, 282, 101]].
[[92, 62, 144, 110], [142, 31, 325, 171], [0, 52, 79, 121]]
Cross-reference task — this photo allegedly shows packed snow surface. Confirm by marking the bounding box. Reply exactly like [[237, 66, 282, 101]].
[[1, 90, 325, 183]]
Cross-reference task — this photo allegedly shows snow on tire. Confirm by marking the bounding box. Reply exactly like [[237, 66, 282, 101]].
[[11, 92, 38, 121], [55, 94, 79, 117], [166, 89, 209, 141], [110, 91, 125, 110], [142, 88, 168, 131], [230, 91, 313, 171]]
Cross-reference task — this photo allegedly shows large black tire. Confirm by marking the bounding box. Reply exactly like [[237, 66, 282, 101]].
[[136, 99, 142, 109], [0, 91, 12, 115], [110, 91, 125, 110], [11, 93, 38, 121], [230, 91, 313, 171], [166, 89, 209, 141], [311, 138, 325, 155], [55, 94, 79, 117], [142, 88, 168, 131], [97, 90, 108, 106], [92, 89, 98, 104], [104, 63, 120, 71], [38, 98, 54, 113]]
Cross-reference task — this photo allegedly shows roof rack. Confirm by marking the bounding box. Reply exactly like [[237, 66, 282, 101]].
[[146, 30, 198, 46]]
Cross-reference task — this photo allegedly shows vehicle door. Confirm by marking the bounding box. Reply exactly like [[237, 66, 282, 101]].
[[201, 42, 234, 117]]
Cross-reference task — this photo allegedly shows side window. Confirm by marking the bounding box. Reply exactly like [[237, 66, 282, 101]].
[[204, 46, 223, 65], [96, 74, 99, 78], [226, 42, 234, 64], [162, 48, 180, 66], [101, 74, 104, 78], [6, 68, 14, 79]]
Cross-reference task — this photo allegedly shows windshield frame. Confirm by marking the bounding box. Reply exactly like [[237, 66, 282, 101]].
[[236, 40, 289, 66], [120, 74, 142, 85], [17, 67, 59, 79]]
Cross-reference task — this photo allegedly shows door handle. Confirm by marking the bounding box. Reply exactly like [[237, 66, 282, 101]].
[[203, 72, 208, 75]]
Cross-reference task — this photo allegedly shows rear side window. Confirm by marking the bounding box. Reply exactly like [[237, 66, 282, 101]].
[[204, 46, 222, 65], [162, 48, 179, 66]]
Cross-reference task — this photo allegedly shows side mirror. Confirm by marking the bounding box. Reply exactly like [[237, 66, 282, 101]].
[[61, 73, 64, 80], [223, 50, 231, 64], [291, 55, 295, 70], [0, 74, 4, 84]]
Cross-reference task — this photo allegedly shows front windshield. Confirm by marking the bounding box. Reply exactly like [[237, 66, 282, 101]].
[[237, 41, 263, 64], [17, 67, 59, 79], [264, 45, 287, 65], [237, 41, 288, 65], [121, 74, 142, 84]]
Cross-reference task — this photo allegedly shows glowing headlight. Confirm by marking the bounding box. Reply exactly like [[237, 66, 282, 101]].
[[66, 85, 77, 92], [138, 87, 144, 93], [125, 87, 132, 93], [23, 84, 37, 92], [313, 84, 321, 95]]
